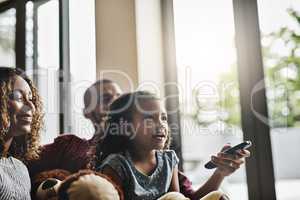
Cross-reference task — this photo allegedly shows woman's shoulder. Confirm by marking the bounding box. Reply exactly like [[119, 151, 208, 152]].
[[0, 156, 26, 167], [0, 156, 29, 178]]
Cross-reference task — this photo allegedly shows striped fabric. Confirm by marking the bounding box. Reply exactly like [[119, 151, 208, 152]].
[[0, 156, 31, 200]]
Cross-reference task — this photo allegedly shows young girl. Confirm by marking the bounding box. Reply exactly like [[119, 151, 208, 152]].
[[96, 91, 181, 200]]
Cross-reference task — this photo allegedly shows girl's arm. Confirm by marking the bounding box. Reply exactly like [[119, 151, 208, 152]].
[[169, 166, 180, 192], [189, 146, 250, 200], [189, 169, 225, 199]]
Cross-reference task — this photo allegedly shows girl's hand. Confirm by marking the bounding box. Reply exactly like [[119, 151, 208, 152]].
[[210, 144, 251, 177]]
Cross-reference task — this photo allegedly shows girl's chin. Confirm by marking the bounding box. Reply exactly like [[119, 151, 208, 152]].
[[153, 143, 166, 150]]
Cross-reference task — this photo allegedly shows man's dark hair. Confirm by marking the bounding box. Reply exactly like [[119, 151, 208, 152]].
[[83, 79, 116, 108]]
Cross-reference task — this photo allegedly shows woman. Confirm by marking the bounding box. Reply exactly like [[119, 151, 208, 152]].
[[0, 67, 43, 199]]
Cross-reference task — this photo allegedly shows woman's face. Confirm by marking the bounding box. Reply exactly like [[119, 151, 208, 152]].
[[7, 75, 36, 137]]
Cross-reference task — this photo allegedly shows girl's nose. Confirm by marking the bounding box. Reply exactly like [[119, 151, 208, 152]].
[[156, 124, 165, 133]]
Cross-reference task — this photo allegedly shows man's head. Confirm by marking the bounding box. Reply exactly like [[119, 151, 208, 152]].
[[83, 79, 122, 132]]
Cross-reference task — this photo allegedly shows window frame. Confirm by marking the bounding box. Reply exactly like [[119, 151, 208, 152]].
[[161, 0, 184, 171], [0, 0, 17, 69], [0, 0, 16, 12], [58, 0, 71, 133], [162, 0, 277, 199], [0, 0, 71, 134], [232, 0, 276, 199]]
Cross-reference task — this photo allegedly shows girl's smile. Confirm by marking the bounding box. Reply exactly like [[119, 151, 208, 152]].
[[131, 99, 169, 151]]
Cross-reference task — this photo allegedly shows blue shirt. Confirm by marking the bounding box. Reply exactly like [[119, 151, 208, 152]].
[[98, 150, 179, 200]]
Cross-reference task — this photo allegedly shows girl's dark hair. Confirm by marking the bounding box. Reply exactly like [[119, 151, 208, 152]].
[[0, 67, 43, 161], [93, 91, 171, 168]]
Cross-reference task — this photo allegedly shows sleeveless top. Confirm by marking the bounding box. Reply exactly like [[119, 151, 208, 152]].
[[98, 150, 179, 200]]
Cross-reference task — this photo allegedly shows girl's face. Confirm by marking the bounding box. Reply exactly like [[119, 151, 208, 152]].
[[130, 99, 169, 151], [7, 75, 36, 137]]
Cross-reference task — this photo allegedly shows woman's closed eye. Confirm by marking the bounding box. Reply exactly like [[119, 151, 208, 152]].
[[9, 90, 33, 102], [9, 90, 23, 101]]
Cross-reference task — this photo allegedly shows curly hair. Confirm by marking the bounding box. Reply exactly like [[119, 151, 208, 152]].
[[0, 67, 43, 162], [92, 91, 171, 169]]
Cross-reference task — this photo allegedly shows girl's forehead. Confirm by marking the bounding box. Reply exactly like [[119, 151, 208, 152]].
[[134, 99, 166, 114]]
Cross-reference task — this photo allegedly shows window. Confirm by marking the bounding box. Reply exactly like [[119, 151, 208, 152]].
[[1, 0, 289, 199], [0, 8, 15, 67], [25, 0, 60, 144], [257, 0, 300, 199], [173, 1, 248, 199], [24, 0, 96, 143], [69, 0, 96, 139]]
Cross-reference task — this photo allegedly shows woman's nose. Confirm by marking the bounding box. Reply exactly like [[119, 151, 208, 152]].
[[22, 98, 36, 113]]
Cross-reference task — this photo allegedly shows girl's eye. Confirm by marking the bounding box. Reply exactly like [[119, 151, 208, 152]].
[[144, 114, 154, 120], [161, 115, 168, 121]]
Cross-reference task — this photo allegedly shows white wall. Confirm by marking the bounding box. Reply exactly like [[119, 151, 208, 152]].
[[135, 0, 165, 97], [69, 0, 96, 139], [94, 0, 166, 95], [95, 0, 139, 92]]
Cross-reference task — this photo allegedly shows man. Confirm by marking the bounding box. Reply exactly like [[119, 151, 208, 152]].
[[28, 79, 249, 200], [27, 80, 120, 195], [83, 79, 122, 136]]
